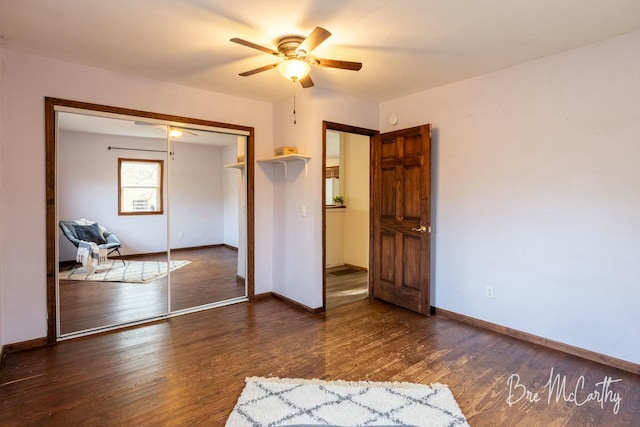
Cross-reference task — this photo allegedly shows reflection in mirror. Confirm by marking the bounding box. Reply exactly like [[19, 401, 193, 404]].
[[325, 130, 342, 205], [168, 129, 247, 312], [57, 112, 170, 335], [56, 112, 250, 336]]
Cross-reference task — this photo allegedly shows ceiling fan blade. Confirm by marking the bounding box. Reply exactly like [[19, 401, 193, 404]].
[[315, 58, 362, 71], [297, 27, 331, 55], [300, 75, 314, 88], [230, 38, 280, 56], [239, 63, 279, 77]]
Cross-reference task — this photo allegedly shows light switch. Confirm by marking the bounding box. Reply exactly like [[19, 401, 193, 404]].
[[301, 204, 307, 217]]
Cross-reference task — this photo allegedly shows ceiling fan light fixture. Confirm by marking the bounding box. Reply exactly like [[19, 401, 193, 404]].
[[278, 58, 311, 82]]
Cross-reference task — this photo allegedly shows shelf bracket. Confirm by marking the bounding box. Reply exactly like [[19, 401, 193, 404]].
[[274, 158, 308, 178], [275, 160, 288, 178], [256, 154, 311, 178]]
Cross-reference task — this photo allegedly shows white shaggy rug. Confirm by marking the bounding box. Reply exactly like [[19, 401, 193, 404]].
[[58, 260, 190, 283], [226, 377, 469, 427]]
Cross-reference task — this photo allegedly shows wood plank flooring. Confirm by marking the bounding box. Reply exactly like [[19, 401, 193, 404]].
[[325, 266, 368, 309], [2, 298, 638, 426], [59, 247, 245, 334]]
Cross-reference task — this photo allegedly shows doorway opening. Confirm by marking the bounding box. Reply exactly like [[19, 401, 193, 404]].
[[322, 122, 378, 310]]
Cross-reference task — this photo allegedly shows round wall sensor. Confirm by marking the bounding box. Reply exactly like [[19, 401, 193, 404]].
[[388, 113, 399, 126]]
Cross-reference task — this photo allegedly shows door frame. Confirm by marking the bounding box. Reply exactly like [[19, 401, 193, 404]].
[[45, 97, 255, 343], [322, 121, 379, 310]]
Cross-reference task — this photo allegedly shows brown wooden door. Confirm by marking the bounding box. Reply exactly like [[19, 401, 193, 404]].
[[371, 124, 431, 315]]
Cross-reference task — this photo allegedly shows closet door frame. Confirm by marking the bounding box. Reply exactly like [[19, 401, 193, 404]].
[[45, 97, 255, 343]]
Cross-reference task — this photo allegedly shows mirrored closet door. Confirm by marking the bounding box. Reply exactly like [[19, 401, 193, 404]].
[[52, 103, 251, 339], [167, 128, 248, 312], [57, 113, 170, 335]]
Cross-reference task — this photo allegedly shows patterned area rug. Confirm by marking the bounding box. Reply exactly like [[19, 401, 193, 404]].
[[226, 377, 469, 427], [58, 260, 190, 283]]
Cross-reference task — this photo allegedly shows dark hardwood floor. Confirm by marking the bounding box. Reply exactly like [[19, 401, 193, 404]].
[[169, 246, 245, 311], [326, 266, 368, 309], [59, 246, 245, 334], [2, 298, 638, 426]]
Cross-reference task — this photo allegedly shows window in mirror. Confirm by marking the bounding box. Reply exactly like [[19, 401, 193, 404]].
[[118, 158, 164, 215]]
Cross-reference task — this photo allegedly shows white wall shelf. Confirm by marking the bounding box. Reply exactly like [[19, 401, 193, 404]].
[[224, 162, 245, 170], [257, 154, 311, 177]]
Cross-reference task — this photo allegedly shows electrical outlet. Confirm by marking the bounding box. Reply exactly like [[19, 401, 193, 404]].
[[486, 286, 494, 298], [178, 232, 184, 239]]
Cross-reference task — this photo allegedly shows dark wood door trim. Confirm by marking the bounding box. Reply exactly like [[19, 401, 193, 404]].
[[45, 97, 255, 343], [322, 122, 379, 310]]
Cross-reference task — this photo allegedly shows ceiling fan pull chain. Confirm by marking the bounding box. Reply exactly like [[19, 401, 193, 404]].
[[293, 84, 297, 125]]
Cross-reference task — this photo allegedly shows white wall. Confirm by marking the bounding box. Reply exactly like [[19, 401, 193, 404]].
[[380, 31, 640, 364], [222, 140, 249, 279], [325, 209, 345, 267], [343, 133, 370, 269], [270, 89, 316, 306], [271, 88, 378, 309], [232, 136, 248, 279], [0, 48, 273, 345], [169, 140, 227, 250], [223, 144, 240, 249]]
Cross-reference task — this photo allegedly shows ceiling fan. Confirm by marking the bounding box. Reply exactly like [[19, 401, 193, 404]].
[[230, 27, 362, 88]]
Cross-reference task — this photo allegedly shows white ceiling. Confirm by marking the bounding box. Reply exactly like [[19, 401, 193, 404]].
[[2, 0, 640, 103]]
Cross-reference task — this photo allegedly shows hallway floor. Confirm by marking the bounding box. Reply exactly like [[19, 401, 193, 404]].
[[326, 265, 368, 309]]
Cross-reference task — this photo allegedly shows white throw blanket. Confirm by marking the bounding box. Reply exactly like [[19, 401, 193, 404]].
[[76, 240, 108, 274]]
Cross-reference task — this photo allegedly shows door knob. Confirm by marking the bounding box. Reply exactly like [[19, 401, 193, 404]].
[[411, 225, 427, 233]]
